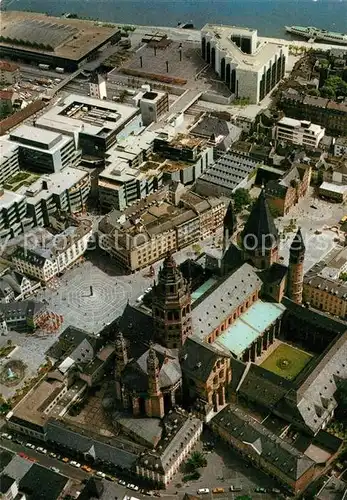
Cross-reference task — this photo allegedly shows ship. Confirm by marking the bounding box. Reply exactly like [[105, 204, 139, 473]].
[[285, 25, 347, 45]]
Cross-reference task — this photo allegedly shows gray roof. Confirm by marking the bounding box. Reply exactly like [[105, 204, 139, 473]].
[[192, 263, 262, 340], [122, 343, 181, 392], [46, 420, 137, 469], [3, 455, 33, 481], [138, 410, 202, 473], [212, 404, 315, 482], [198, 150, 259, 192], [181, 337, 230, 382], [47, 326, 96, 362], [0, 300, 45, 322]]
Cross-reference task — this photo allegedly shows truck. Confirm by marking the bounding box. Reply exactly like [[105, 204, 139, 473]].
[[38, 64, 50, 70], [55, 67, 65, 74]]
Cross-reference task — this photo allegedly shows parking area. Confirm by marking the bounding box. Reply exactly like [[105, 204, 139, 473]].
[[166, 430, 285, 499]]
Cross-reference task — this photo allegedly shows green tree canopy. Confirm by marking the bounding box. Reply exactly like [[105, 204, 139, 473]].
[[232, 188, 252, 213]]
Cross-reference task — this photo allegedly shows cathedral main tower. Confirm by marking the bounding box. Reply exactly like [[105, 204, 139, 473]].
[[152, 252, 192, 349]]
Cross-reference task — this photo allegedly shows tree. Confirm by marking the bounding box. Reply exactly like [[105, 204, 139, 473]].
[[232, 188, 252, 213], [185, 451, 207, 472], [307, 88, 320, 96], [320, 85, 335, 99]]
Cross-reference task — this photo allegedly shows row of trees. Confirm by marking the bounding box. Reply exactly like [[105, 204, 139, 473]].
[[308, 76, 347, 99]]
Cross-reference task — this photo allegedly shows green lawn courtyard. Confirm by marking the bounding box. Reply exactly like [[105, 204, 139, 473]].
[[260, 343, 313, 381]]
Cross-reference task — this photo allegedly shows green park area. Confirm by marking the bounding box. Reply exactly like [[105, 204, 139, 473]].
[[261, 343, 313, 381], [3, 171, 39, 192]]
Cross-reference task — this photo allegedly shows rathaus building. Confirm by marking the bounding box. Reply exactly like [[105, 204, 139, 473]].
[[201, 25, 287, 104]]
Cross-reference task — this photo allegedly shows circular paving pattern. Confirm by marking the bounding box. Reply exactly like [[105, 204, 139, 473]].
[[57, 271, 132, 332]]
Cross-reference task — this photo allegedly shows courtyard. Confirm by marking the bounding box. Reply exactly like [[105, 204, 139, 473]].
[[260, 342, 313, 381]]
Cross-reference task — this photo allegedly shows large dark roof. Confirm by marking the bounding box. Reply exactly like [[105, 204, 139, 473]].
[[0, 450, 14, 473], [223, 200, 236, 234], [242, 189, 279, 250], [212, 404, 315, 481], [46, 420, 137, 469], [118, 303, 153, 358], [0, 473, 15, 493], [181, 337, 230, 382], [19, 463, 68, 500], [46, 326, 97, 361]]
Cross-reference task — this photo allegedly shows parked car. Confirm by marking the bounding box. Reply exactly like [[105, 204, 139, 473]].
[[118, 479, 127, 486], [255, 487, 267, 493], [212, 487, 224, 494], [50, 467, 60, 473], [18, 452, 28, 459], [197, 488, 210, 495], [230, 486, 242, 492], [96, 471, 106, 478], [62, 457, 69, 463], [272, 488, 281, 494], [49, 452, 57, 458], [127, 483, 139, 491], [81, 465, 93, 473]]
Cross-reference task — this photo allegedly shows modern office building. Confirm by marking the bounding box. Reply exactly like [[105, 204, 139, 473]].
[[99, 129, 213, 212], [0, 60, 20, 86], [0, 140, 20, 185], [140, 91, 169, 126], [0, 187, 28, 240], [12, 222, 93, 282], [276, 117, 325, 148], [36, 94, 140, 159], [19, 166, 91, 226], [201, 25, 287, 104], [9, 124, 79, 173]]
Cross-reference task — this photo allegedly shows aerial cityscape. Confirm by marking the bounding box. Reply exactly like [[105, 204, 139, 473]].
[[0, 6, 346, 500]]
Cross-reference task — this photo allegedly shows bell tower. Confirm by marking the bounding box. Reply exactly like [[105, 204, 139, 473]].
[[152, 252, 192, 349], [287, 228, 305, 304], [145, 344, 164, 418], [241, 188, 279, 270]]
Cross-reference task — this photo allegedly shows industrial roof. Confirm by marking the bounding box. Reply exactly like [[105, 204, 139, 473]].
[[0, 11, 120, 62], [214, 300, 286, 357], [0, 188, 25, 210]]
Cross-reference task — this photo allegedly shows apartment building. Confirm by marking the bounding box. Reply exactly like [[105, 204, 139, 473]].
[[0, 140, 20, 185], [334, 137, 347, 157], [276, 117, 325, 149], [0, 60, 20, 86], [201, 25, 287, 104], [9, 124, 79, 174], [12, 222, 92, 282], [98, 187, 225, 272]]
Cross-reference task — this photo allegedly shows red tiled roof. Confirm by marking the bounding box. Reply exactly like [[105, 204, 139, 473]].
[[0, 100, 47, 135], [0, 60, 20, 73], [0, 90, 14, 100]]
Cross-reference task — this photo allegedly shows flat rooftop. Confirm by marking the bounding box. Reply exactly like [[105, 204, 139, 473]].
[[18, 166, 89, 203], [36, 94, 138, 138], [10, 124, 72, 153], [0, 11, 120, 62], [202, 24, 284, 71], [320, 181, 347, 194], [0, 139, 18, 165], [0, 189, 25, 210], [214, 300, 286, 357]]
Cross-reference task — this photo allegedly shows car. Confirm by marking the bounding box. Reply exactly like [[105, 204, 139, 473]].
[[70, 460, 77, 466], [197, 488, 210, 495], [212, 487, 224, 494], [18, 452, 29, 459], [1, 433, 8, 438], [96, 471, 106, 478], [118, 479, 127, 486], [81, 465, 93, 473], [229, 486, 242, 492], [49, 452, 57, 458], [62, 457, 69, 463], [37, 447, 43, 452], [50, 466, 60, 473], [272, 488, 281, 494], [127, 483, 139, 491], [255, 487, 267, 493], [74, 463, 81, 468]]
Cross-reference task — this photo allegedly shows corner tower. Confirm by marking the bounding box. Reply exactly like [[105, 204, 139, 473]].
[[241, 189, 279, 270], [287, 228, 305, 304], [145, 344, 164, 418], [152, 252, 192, 349]]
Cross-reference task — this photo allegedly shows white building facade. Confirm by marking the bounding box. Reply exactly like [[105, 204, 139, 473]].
[[201, 25, 288, 104], [276, 117, 325, 148]]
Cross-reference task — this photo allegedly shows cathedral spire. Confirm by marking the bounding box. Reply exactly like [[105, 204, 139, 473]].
[[223, 201, 236, 253], [241, 188, 279, 269]]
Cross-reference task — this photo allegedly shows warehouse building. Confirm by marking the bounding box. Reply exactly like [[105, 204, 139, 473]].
[[201, 25, 287, 104], [0, 11, 121, 71]]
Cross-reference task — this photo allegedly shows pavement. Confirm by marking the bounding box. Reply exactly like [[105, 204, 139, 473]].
[[166, 430, 284, 500]]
